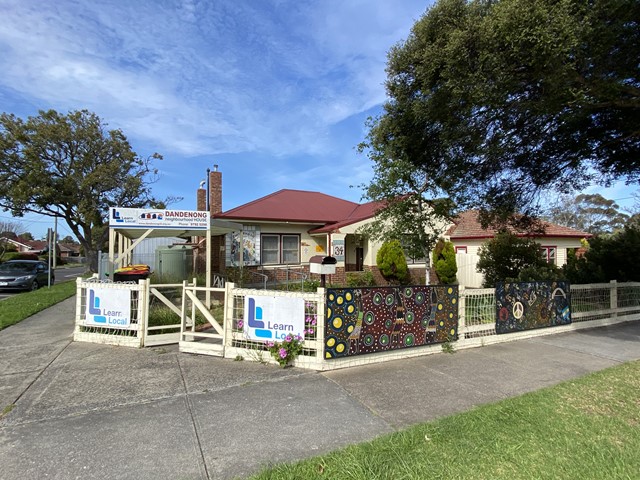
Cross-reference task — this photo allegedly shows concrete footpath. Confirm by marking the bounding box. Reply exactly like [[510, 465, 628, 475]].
[[1, 298, 638, 480]]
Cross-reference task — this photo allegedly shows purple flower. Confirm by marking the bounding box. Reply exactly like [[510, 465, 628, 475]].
[[311, 319, 317, 326], [237, 320, 244, 329], [307, 328, 314, 335], [267, 341, 274, 348], [279, 348, 287, 359], [285, 335, 292, 342]]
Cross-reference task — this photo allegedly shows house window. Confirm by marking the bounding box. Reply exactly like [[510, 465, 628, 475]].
[[455, 246, 468, 254], [541, 246, 557, 264], [401, 236, 426, 264], [261, 234, 300, 265]]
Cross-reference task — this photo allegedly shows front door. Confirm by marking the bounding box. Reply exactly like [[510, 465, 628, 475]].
[[355, 247, 364, 271]]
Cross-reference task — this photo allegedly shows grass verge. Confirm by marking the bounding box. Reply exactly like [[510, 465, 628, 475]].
[[0, 281, 77, 331], [250, 360, 640, 480]]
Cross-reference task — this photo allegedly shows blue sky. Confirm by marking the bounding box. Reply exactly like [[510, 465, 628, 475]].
[[0, 0, 636, 240]]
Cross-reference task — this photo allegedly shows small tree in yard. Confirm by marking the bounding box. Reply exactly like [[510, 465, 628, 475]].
[[477, 231, 559, 287], [376, 240, 410, 285], [0, 109, 178, 271], [433, 239, 457, 284]]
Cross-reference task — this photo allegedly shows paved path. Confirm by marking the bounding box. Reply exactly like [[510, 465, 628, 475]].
[[1, 297, 638, 479]]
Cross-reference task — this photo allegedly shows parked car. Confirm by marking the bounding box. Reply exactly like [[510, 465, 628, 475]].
[[0, 260, 55, 291]]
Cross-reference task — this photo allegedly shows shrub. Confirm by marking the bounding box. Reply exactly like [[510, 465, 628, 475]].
[[376, 240, 410, 284], [433, 239, 457, 284], [346, 271, 377, 287]]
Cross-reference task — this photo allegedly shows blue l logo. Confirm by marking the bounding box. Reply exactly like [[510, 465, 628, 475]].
[[248, 297, 271, 338], [88, 289, 107, 324]]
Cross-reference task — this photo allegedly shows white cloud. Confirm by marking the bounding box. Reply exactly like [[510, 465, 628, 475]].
[[0, 0, 429, 158]]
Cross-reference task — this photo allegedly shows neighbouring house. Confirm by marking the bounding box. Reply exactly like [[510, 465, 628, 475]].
[[445, 210, 590, 287], [196, 169, 590, 287], [58, 242, 81, 259], [1, 236, 48, 255]]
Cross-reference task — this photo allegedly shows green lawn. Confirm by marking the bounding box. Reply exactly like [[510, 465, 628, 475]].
[[251, 361, 640, 480], [0, 280, 77, 331]]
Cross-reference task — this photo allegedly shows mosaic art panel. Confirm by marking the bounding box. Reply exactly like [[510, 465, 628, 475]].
[[324, 286, 458, 359], [495, 281, 571, 334]]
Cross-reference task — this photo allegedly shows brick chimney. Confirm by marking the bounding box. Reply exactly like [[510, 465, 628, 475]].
[[196, 182, 207, 211], [209, 165, 222, 215]]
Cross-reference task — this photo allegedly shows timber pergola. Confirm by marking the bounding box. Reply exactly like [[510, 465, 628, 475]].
[[108, 216, 243, 307]]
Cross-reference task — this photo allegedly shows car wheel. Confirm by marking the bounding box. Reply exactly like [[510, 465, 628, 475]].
[[30, 280, 39, 291]]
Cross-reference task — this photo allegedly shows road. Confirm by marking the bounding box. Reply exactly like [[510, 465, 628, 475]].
[[0, 265, 87, 300]]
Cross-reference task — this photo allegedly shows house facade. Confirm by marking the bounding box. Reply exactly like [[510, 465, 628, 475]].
[[199, 169, 589, 287], [445, 210, 589, 287]]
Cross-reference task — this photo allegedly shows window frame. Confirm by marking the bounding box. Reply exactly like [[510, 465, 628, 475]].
[[540, 246, 557, 264], [260, 233, 300, 265]]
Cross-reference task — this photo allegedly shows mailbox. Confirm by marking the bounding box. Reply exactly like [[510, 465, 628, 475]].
[[309, 255, 337, 275]]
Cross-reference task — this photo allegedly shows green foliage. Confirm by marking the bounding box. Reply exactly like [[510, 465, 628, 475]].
[[376, 240, 410, 284], [477, 231, 559, 287], [356, 147, 454, 284], [563, 226, 640, 283], [0, 109, 173, 272], [362, 0, 640, 222], [346, 271, 377, 287], [3, 252, 39, 261], [433, 239, 457, 284]]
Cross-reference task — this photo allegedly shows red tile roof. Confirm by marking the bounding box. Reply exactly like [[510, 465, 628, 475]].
[[215, 189, 363, 225], [446, 210, 591, 239]]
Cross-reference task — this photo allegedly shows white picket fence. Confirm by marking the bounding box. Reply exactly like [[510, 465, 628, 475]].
[[74, 278, 640, 371]]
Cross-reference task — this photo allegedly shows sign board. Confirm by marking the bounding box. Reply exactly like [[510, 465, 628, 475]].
[[331, 239, 345, 261], [85, 287, 132, 329], [110, 207, 209, 230], [243, 295, 305, 342]]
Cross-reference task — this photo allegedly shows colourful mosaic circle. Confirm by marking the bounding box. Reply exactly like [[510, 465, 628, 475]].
[[385, 318, 393, 329], [332, 316, 343, 330], [365, 311, 375, 325], [328, 293, 335, 302], [337, 296, 345, 305], [421, 316, 429, 328], [373, 292, 383, 305], [326, 336, 337, 348], [404, 333, 415, 347], [347, 324, 355, 334], [346, 304, 355, 314], [385, 294, 395, 306], [415, 292, 425, 304], [345, 291, 353, 302], [364, 334, 374, 346], [379, 334, 390, 347], [335, 342, 347, 354], [404, 287, 413, 297], [406, 311, 414, 324]]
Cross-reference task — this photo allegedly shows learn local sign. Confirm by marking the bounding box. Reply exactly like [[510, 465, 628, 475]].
[[243, 295, 305, 342], [85, 287, 132, 329], [110, 207, 209, 230]]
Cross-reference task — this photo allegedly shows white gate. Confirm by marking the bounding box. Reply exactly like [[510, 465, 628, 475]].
[[178, 281, 227, 356]]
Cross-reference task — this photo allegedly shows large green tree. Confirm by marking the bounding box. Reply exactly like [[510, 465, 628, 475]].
[[363, 0, 640, 223], [545, 193, 630, 234], [0, 109, 172, 271]]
